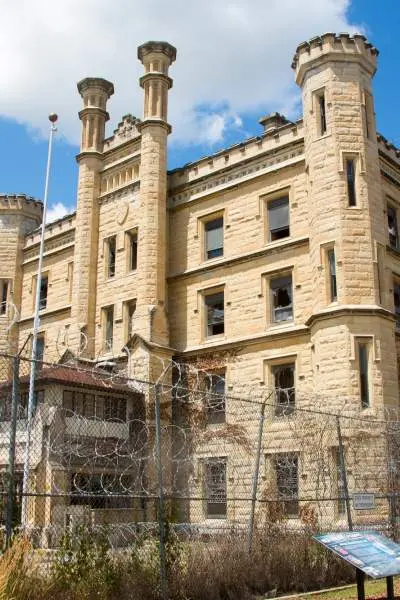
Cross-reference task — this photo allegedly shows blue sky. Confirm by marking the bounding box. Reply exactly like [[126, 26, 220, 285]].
[[0, 0, 398, 222]]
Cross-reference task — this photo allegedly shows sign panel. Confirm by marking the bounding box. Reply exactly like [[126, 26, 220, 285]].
[[314, 531, 400, 579], [353, 493, 376, 510]]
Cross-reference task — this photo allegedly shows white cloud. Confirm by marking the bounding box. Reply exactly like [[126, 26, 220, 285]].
[[0, 0, 361, 148], [46, 202, 70, 223]]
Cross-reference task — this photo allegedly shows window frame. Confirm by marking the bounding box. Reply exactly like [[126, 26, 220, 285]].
[[269, 273, 293, 324], [126, 229, 138, 272], [205, 371, 226, 425], [272, 362, 296, 417], [357, 340, 371, 409], [387, 203, 399, 250], [0, 279, 9, 316], [393, 277, 400, 330], [203, 288, 225, 339], [315, 88, 327, 137], [203, 457, 227, 519], [274, 452, 299, 518], [102, 305, 114, 352], [104, 235, 117, 279], [346, 158, 357, 207], [201, 212, 224, 262], [124, 298, 137, 343], [326, 247, 338, 303], [267, 196, 290, 242]]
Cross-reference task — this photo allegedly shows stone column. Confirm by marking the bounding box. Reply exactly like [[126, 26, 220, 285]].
[[70, 78, 114, 357]]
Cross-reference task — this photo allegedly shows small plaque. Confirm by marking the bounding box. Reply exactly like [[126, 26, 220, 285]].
[[353, 493, 375, 510]]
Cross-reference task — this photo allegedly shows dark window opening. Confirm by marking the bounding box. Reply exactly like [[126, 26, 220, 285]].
[[268, 197, 289, 242], [271, 275, 293, 323], [335, 448, 346, 516], [206, 373, 226, 424], [275, 453, 299, 517], [273, 364, 295, 416], [359, 343, 370, 408], [128, 231, 138, 271], [36, 335, 45, 365], [126, 299, 136, 341], [319, 93, 327, 135], [107, 236, 116, 278], [0, 280, 8, 315], [39, 275, 48, 310], [104, 305, 114, 351], [394, 281, 400, 330], [388, 206, 398, 249], [63, 390, 127, 422], [205, 217, 223, 259], [205, 291, 224, 336], [346, 159, 356, 207], [328, 249, 337, 302], [204, 459, 227, 518]]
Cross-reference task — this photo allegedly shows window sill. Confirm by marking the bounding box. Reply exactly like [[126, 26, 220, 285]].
[[268, 321, 294, 331], [265, 236, 291, 248], [202, 255, 225, 266], [202, 334, 226, 344]]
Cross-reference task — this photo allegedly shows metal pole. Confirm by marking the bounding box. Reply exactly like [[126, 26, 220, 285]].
[[248, 398, 267, 553], [336, 415, 353, 531], [387, 575, 394, 600], [5, 356, 20, 547], [155, 383, 168, 600], [21, 114, 58, 525]]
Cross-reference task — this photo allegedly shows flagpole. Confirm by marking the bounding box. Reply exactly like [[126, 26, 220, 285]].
[[21, 113, 58, 526]]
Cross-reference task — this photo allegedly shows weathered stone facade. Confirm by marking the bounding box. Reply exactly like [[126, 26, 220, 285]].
[[1, 34, 400, 529]]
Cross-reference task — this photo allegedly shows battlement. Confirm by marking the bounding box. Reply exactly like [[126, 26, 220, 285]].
[[0, 193, 43, 220], [292, 32, 379, 86]]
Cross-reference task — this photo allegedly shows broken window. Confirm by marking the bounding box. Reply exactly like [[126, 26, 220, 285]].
[[205, 291, 224, 336], [388, 205, 398, 249], [270, 275, 293, 323], [273, 363, 295, 416]]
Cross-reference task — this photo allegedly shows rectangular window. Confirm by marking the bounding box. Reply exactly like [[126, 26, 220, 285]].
[[268, 197, 289, 241], [36, 334, 45, 364], [204, 458, 227, 519], [0, 280, 9, 315], [394, 280, 400, 330], [318, 92, 327, 136], [106, 236, 116, 278], [103, 305, 114, 351], [274, 453, 299, 517], [358, 342, 370, 409], [205, 372, 226, 424], [270, 275, 293, 323], [125, 299, 137, 342], [39, 275, 48, 310], [127, 230, 138, 271], [273, 363, 295, 416], [388, 205, 399, 249], [327, 249, 337, 302], [67, 262, 74, 302], [104, 397, 127, 422], [205, 291, 224, 337], [335, 448, 346, 516], [346, 159, 356, 207], [205, 217, 223, 260]]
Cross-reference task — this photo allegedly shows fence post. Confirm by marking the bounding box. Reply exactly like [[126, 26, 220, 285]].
[[5, 355, 20, 548], [248, 398, 267, 553], [155, 383, 168, 600], [336, 416, 353, 530]]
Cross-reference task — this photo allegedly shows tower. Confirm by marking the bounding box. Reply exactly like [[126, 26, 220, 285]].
[[71, 78, 114, 356], [135, 41, 176, 350], [292, 34, 398, 410], [0, 195, 42, 355]]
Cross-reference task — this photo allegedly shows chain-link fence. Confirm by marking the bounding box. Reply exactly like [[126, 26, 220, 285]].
[[0, 351, 399, 592]]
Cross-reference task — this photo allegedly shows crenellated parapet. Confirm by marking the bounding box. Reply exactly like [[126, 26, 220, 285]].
[[292, 33, 379, 85], [0, 193, 42, 231]]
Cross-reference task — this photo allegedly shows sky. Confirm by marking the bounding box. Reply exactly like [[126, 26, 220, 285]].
[[0, 0, 399, 223]]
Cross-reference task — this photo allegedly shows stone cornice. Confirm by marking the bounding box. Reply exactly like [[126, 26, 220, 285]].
[[23, 233, 75, 263], [137, 41, 177, 63], [306, 305, 395, 327], [75, 150, 104, 163], [174, 325, 309, 357], [18, 305, 72, 324], [168, 236, 309, 281], [98, 181, 140, 204], [136, 119, 172, 134], [139, 72, 173, 89]]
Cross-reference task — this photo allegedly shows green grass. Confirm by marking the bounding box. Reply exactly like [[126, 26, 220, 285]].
[[292, 576, 400, 600]]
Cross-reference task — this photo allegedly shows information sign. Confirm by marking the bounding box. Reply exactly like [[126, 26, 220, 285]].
[[314, 531, 400, 579], [353, 493, 376, 510]]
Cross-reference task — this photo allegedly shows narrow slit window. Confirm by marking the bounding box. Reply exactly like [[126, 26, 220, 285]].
[[335, 448, 346, 516], [346, 159, 356, 207], [268, 197, 289, 241], [106, 236, 116, 278], [358, 342, 370, 409], [205, 372, 226, 424], [0, 280, 9, 315], [318, 92, 327, 135], [364, 91, 374, 139], [103, 305, 114, 352], [205, 217, 223, 260], [125, 299, 136, 342], [39, 275, 48, 310], [204, 459, 227, 519], [393, 280, 400, 330], [127, 230, 138, 271], [274, 453, 299, 517], [36, 334, 45, 364], [327, 249, 337, 302], [205, 291, 224, 337], [388, 206, 398, 249]]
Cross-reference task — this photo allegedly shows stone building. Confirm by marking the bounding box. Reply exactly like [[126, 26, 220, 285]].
[[1, 33, 400, 532]]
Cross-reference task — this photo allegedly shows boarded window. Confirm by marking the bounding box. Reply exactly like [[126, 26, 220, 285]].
[[270, 275, 293, 322]]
